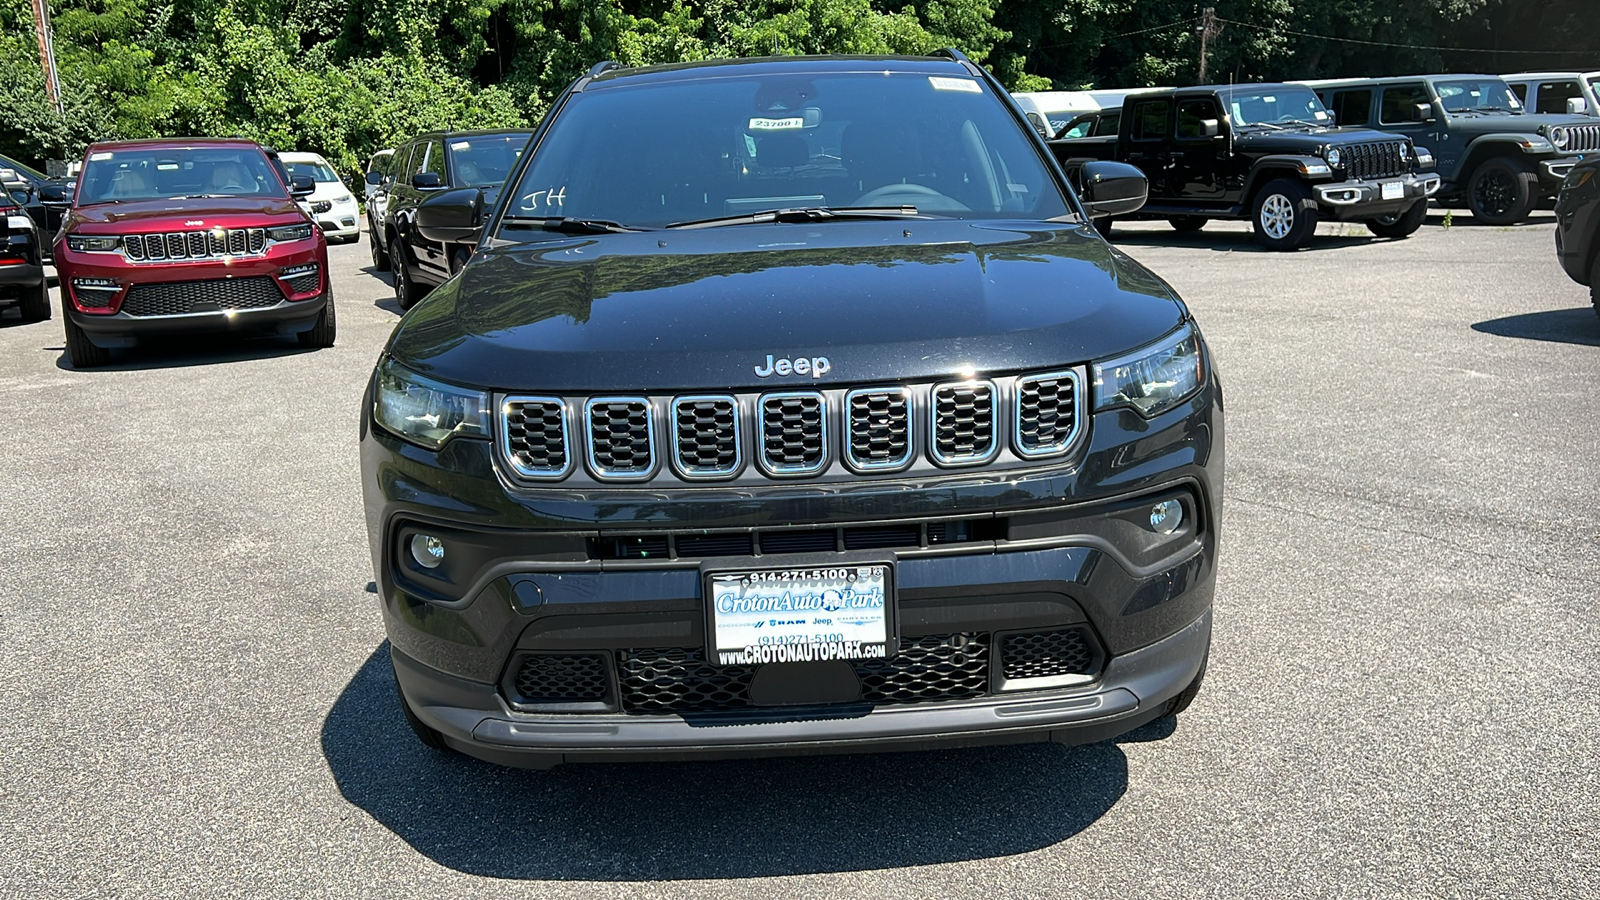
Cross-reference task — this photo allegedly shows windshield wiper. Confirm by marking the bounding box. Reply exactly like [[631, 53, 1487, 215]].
[[666, 206, 922, 230], [176, 194, 243, 199], [502, 216, 648, 234]]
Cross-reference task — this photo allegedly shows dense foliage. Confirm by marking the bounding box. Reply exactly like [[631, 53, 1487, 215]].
[[2, 0, 1595, 177]]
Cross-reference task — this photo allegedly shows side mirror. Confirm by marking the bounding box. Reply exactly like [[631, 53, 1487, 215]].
[[1568, 97, 1589, 115], [1200, 118, 1220, 138], [411, 171, 444, 190], [1025, 112, 1051, 139], [415, 186, 485, 244], [1079, 160, 1147, 219], [0, 168, 17, 185], [289, 174, 315, 197], [364, 171, 383, 186], [1414, 102, 1436, 124]]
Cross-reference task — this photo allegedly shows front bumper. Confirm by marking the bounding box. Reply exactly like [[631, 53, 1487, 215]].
[[363, 371, 1224, 767], [0, 260, 44, 292], [1314, 173, 1440, 218], [66, 292, 328, 347], [312, 209, 360, 238], [1542, 157, 1583, 187]]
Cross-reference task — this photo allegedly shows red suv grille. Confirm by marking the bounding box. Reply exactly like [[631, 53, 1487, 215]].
[[122, 228, 267, 262]]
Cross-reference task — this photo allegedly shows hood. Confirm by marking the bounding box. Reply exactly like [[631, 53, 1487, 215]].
[[1445, 111, 1595, 133], [389, 220, 1187, 393], [1236, 125, 1414, 150], [68, 197, 307, 231]]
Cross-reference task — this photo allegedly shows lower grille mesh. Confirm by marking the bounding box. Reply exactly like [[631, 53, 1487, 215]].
[[120, 277, 282, 317], [511, 654, 610, 705], [615, 633, 992, 714], [1000, 628, 1096, 680]]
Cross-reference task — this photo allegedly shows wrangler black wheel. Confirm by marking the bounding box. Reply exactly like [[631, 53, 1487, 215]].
[[1466, 157, 1537, 225]]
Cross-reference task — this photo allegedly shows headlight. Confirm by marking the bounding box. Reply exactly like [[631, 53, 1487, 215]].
[[1550, 127, 1570, 150], [1324, 147, 1342, 167], [372, 358, 490, 450], [335, 194, 355, 204], [267, 223, 314, 242], [1093, 323, 1205, 418], [66, 234, 120, 252]]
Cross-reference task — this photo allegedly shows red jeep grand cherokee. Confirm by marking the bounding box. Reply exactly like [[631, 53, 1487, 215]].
[[55, 138, 336, 368]]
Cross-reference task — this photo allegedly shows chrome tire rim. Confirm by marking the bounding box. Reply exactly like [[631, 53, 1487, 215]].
[[1260, 194, 1294, 239]]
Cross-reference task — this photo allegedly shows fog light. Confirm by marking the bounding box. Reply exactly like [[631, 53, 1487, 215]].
[[1149, 500, 1183, 534], [410, 534, 445, 569]]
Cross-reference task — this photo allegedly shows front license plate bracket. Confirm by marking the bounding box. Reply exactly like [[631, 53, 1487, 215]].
[[704, 561, 896, 667]]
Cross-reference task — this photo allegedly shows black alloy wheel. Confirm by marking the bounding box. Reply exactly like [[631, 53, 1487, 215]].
[[1365, 199, 1429, 239], [1467, 157, 1537, 226], [391, 237, 423, 310], [1590, 250, 1600, 320]]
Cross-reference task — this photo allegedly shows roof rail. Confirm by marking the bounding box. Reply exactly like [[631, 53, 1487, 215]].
[[574, 60, 624, 93], [931, 48, 983, 77]]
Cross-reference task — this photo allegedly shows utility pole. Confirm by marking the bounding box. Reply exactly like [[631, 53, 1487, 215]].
[[31, 0, 64, 119], [1197, 7, 1221, 83]]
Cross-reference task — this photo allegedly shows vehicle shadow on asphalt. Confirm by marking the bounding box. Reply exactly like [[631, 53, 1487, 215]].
[[364, 268, 404, 315], [322, 642, 1152, 879], [1106, 229, 1380, 253], [48, 334, 320, 371], [1472, 307, 1600, 346]]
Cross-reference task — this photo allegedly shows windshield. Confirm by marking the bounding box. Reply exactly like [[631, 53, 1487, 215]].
[[1437, 79, 1523, 114], [449, 135, 531, 187], [501, 71, 1069, 232], [1225, 88, 1332, 126], [78, 147, 288, 204], [284, 160, 340, 183]]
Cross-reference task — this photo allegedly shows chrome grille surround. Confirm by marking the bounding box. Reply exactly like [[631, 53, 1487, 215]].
[[670, 395, 741, 479], [500, 396, 572, 480], [1014, 370, 1084, 458], [930, 379, 999, 466], [121, 228, 268, 262], [757, 391, 828, 476], [584, 397, 656, 480], [844, 386, 913, 472]]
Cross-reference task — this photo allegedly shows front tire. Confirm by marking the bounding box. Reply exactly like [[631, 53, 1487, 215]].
[[391, 237, 425, 310], [63, 315, 111, 368], [1590, 249, 1600, 321], [1365, 198, 1429, 238], [18, 278, 50, 322], [1251, 178, 1319, 250], [1169, 216, 1207, 233], [369, 223, 389, 270], [1466, 157, 1537, 225], [1167, 653, 1208, 717], [297, 287, 337, 348], [395, 677, 451, 752]]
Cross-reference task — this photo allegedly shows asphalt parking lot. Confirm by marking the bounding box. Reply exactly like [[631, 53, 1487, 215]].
[[2, 212, 1596, 897]]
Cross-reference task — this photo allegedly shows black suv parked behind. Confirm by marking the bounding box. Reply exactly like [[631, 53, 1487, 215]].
[[1304, 74, 1597, 225], [379, 129, 532, 308], [0, 173, 49, 321], [0, 152, 74, 260], [1554, 155, 1600, 317], [363, 51, 1222, 769], [1050, 82, 1440, 250]]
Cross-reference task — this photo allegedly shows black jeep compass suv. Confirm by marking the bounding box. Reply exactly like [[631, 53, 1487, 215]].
[[361, 51, 1224, 768]]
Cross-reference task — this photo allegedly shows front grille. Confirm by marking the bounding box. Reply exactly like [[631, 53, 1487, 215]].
[[502, 398, 570, 478], [615, 633, 991, 714], [1015, 371, 1081, 457], [672, 396, 739, 478], [121, 228, 267, 262], [511, 654, 610, 705], [119, 277, 282, 317], [1342, 140, 1410, 180], [846, 387, 912, 470], [1563, 124, 1600, 154], [931, 380, 998, 464], [759, 529, 835, 554], [759, 392, 826, 475], [494, 368, 1087, 484], [586, 398, 654, 479], [1000, 628, 1097, 681]]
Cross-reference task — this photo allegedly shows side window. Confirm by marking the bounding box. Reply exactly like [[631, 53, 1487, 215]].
[[1131, 100, 1170, 141], [1059, 118, 1093, 140], [1508, 82, 1529, 104], [420, 141, 445, 177], [1535, 81, 1583, 114], [1175, 98, 1220, 139], [1095, 112, 1120, 136], [1380, 84, 1431, 124], [1330, 90, 1372, 126]]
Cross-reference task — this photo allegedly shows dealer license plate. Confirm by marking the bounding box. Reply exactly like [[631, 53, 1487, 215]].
[[707, 564, 891, 666], [1380, 181, 1404, 200]]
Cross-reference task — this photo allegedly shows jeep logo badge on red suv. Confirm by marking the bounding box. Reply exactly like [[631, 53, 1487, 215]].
[[185, 220, 204, 226]]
